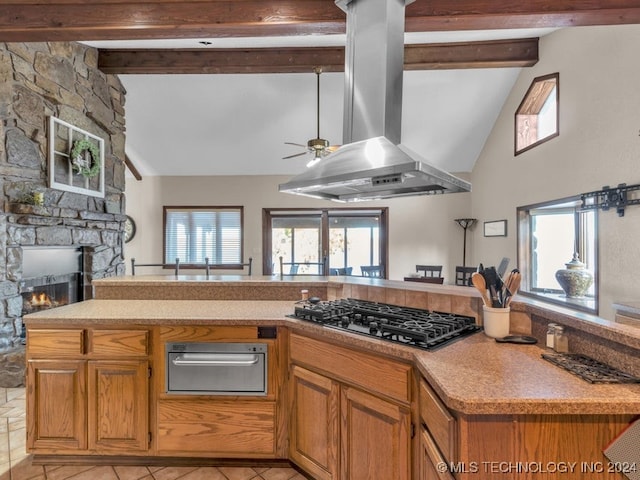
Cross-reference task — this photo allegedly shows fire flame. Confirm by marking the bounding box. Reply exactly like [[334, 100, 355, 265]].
[[31, 292, 52, 307]]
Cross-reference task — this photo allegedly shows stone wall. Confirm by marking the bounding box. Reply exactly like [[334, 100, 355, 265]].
[[0, 42, 127, 386]]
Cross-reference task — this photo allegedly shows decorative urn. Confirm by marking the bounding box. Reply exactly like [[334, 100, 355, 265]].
[[555, 253, 593, 298]]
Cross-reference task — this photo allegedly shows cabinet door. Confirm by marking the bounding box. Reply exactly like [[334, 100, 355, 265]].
[[27, 360, 87, 451], [341, 386, 411, 480], [419, 428, 455, 480], [290, 365, 339, 480], [87, 360, 149, 452]]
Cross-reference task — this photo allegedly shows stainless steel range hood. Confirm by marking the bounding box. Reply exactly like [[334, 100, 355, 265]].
[[279, 0, 471, 202]]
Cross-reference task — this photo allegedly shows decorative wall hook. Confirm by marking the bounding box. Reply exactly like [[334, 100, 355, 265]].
[[580, 183, 640, 217]]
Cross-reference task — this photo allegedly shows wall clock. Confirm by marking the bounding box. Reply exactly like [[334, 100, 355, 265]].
[[124, 215, 136, 243]]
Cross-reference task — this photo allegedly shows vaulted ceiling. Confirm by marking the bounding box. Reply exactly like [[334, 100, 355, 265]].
[[3, 1, 640, 178]]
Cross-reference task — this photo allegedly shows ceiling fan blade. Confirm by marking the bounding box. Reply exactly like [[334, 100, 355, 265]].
[[282, 151, 309, 160], [284, 142, 306, 148]]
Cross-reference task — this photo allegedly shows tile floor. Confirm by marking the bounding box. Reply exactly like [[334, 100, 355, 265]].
[[0, 388, 308, 480]]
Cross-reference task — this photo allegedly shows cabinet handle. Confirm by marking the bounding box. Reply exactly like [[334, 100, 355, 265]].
[[172, 353, 260, 366]]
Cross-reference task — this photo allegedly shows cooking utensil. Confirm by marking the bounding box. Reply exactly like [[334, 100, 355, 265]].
[[504, 271, 521, 307], [482, 267, 501, 307], [471, 272, 491, 307]]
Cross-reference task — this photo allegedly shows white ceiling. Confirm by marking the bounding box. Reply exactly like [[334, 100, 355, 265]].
[[85, 28, 557, 177]]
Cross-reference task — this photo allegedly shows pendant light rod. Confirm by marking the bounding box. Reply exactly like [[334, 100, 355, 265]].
[[314, 66, 322, 139]]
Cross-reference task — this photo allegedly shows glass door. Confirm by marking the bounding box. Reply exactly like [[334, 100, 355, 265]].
[[264, 208, 388, 277], [271, 215, 322, 275]]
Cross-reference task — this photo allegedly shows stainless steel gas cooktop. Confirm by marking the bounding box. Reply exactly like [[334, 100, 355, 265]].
[[289, 298, 481, 351]]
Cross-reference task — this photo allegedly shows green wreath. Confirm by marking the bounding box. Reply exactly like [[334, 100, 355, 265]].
[[70, 139, 101, 178]]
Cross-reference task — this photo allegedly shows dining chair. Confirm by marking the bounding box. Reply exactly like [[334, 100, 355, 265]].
[[330, 267, 353, 276], [361, 265, 384, 277], [415, 265, 443, 278], [455, 266, 477, 286]]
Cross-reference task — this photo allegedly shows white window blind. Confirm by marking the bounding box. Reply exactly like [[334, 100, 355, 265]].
[[165, 207, 242, 265]]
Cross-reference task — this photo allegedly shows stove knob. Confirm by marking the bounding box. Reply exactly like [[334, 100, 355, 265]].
[[341, 316, 351, 328], [354, 313, 362, 324], [364, 315, 374, 326], [379, 317, 389, 325], [369, 322, 379, 335]]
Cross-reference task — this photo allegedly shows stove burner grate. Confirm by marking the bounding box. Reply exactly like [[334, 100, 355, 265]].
[[541, 353, 640, 384], [290, 298, 481, 350]]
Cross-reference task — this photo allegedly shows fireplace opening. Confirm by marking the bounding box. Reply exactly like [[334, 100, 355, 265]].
[[19, 247, 84, 341], [21, 272, 81, 314]]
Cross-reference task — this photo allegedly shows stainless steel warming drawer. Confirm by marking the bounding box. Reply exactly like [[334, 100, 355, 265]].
[[166, 342, 267, 396]]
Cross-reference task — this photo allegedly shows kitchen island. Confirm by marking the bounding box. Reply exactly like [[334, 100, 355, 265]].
[[23, 299, 640, 416], [24, 277, 640, 480]]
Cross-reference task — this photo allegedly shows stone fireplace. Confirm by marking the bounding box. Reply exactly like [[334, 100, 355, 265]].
[[0, 41, 128, 386]]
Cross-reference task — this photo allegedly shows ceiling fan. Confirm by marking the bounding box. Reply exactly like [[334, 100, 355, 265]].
[[283, 67, 339, 167]]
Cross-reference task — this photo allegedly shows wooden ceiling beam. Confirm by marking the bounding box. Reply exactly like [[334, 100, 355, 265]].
[[1, 1, 640, 42], [98, 38, 538, 74], [124, 155, 142, 181], [0, 1, 346, 42], [405, 0, 640, 31]]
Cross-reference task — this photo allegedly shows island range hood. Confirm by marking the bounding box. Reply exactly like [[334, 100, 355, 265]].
[[279, 0, 471, 202]]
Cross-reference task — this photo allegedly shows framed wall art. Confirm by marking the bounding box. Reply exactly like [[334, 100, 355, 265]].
[[484, 219, 507, 237], [48, 116, 105, 198]]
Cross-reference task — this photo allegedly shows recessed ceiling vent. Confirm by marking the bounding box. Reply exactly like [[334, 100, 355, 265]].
[[279, 0, 471, 202]]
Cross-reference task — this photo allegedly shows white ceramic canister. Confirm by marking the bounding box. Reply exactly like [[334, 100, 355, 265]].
[[482, 305, 511, 338]]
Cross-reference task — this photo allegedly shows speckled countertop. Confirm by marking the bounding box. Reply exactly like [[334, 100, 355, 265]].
[[25, 299, 640, 416], [93, 275, 335, 286], [92, 274, 480, 296]]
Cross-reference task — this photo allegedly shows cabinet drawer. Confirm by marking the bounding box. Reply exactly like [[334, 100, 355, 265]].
[[90, 329, 148, 356], [420, 379, 456, 462], [420, 428, 455, 480], [27, 329, 84, 356], [157, 399, 275, 456], [290, 333, 411, 403]]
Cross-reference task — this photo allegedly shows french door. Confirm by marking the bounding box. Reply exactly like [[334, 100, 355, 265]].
[[262, 208, 388, 277]]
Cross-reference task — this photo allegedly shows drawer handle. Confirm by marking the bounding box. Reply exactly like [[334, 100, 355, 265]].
[[172, 353, 260, 366]]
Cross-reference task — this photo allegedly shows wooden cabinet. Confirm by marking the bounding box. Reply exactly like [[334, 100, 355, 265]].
[[88, 360, 149, 451], [26, 327, 149, 455], [418, 379, 456, 480], [154, 325, 284, 458], [341, 385, 411, 480], [289, 333, 412, 480], [417, 376, 634, 480], [419, 429, 455, 480], [289, 365, 339, 480], [27, 359, 87, 451]]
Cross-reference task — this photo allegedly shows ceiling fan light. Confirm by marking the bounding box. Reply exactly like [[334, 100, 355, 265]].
[[306, 157, 321, 168], [306, 150, 324, 168]]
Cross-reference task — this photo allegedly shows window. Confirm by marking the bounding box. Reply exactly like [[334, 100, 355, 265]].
[[164, 206, 243, 268], [515, 72, 559, 155], [263, 208, 388, 276], [517, 196, 598, 313]]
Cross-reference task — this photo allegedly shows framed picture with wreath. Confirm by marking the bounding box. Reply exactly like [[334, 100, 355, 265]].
[[48, 116, 105, 198]]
